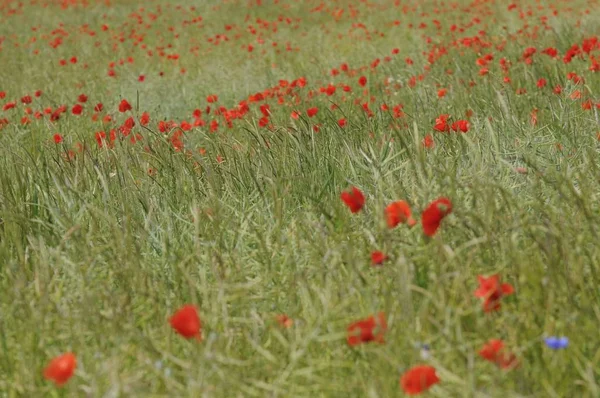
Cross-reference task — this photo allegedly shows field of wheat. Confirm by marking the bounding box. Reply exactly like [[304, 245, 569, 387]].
[[1, 0, 600, 396]]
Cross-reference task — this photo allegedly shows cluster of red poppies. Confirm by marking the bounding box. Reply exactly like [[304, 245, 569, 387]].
[[338, 187, 516, 394]]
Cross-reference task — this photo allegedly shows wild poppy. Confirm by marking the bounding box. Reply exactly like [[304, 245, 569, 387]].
[[53, 133, 63, 144], [479, 339, 503, 361], [346, 312, 387, 346], [421, 197, 452, 236], [71, 104, 83, 115], [385, 201, 416, 228], [450, 120, 469, 133], [118, 100, 132, 113], [3, 101, 16, 111], [433, 114, 450, 132], [536, 78, 547, 88], [479, 339, 518, 369], [340, 187, 365, 213], [140, 112, 150, 126], [169, 305, 202, 341], [358, 76, 367, 87], [371, 251, 387, 266], [422, 134, 434, 148], [400, 365, 440, 395], [258, 116, 269, 127], [306, 107, 318, 117], [259, 104, 271, 117], [474, 274, 514, 312], [43, 353, 76, 386], [275, 314, 293, 328]]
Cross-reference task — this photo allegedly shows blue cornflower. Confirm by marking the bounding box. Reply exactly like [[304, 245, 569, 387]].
[[419, 343, 431, 360], [544, 336, 569, 350]]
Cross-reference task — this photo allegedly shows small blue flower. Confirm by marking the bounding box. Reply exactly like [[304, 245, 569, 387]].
[[544, 336, 569, 350], [418, 343, 431, 360]]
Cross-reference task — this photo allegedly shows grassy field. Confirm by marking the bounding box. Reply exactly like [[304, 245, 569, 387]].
[[1, 0, 600, 396]]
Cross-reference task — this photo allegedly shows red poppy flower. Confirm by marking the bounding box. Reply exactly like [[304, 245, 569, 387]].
[[450, 120, 469, 133], [385, 201, 416, 228], [118, 99, 132, 113], [123, 116, 135, 129], [53, 133, 63, 144], [43, 353, 76, 386], [421, 197, 452, 236], [479, 338, 504, 362], [306, 107, 318, 118], [400, 365, 440, 395], [260, 104, 271, 117], [77, 94, 88, 103], [140, 112, 150, 126], [169, 305, 202, 341], [346, 312, 387, 346], [358, 76, 367, 87], [3, 101, 16, 111], [433, 114, 450, 132], [422, 134, 434, 148], [72, 104, 83, 115], [371, 251, 387, 266], [479, 339, 519, 370], [549, 84, 562, 95], [340, 187, 365, 213], [338, 118, 347, 127], [536, 78, 547, 88], [258, 116, 269, 127], [474, 274, 514, 312], [275, 314, 293, 328]]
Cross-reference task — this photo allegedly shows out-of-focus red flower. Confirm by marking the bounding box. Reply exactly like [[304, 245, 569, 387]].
[[385, 201, 416, 228], [371, 251, 387, 266], [421, 197, 452, 236], [479, 339, 519, 370], [275, 314, 293, 328], [347, 312, 387, 346], [169, 305, 202, 341], [400, 365, 440, 395], [118, 99, 132, 113], [340, 187, 365, 213], [433, 114, 450, 132], [474, 274, 514, 312], [43, 353, 76, 386]]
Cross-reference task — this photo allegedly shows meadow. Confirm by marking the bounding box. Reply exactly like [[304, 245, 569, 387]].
[[0, 0, 600, 396]]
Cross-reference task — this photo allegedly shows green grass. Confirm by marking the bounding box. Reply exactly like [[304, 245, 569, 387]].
[[1, 0, 600, 396]]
